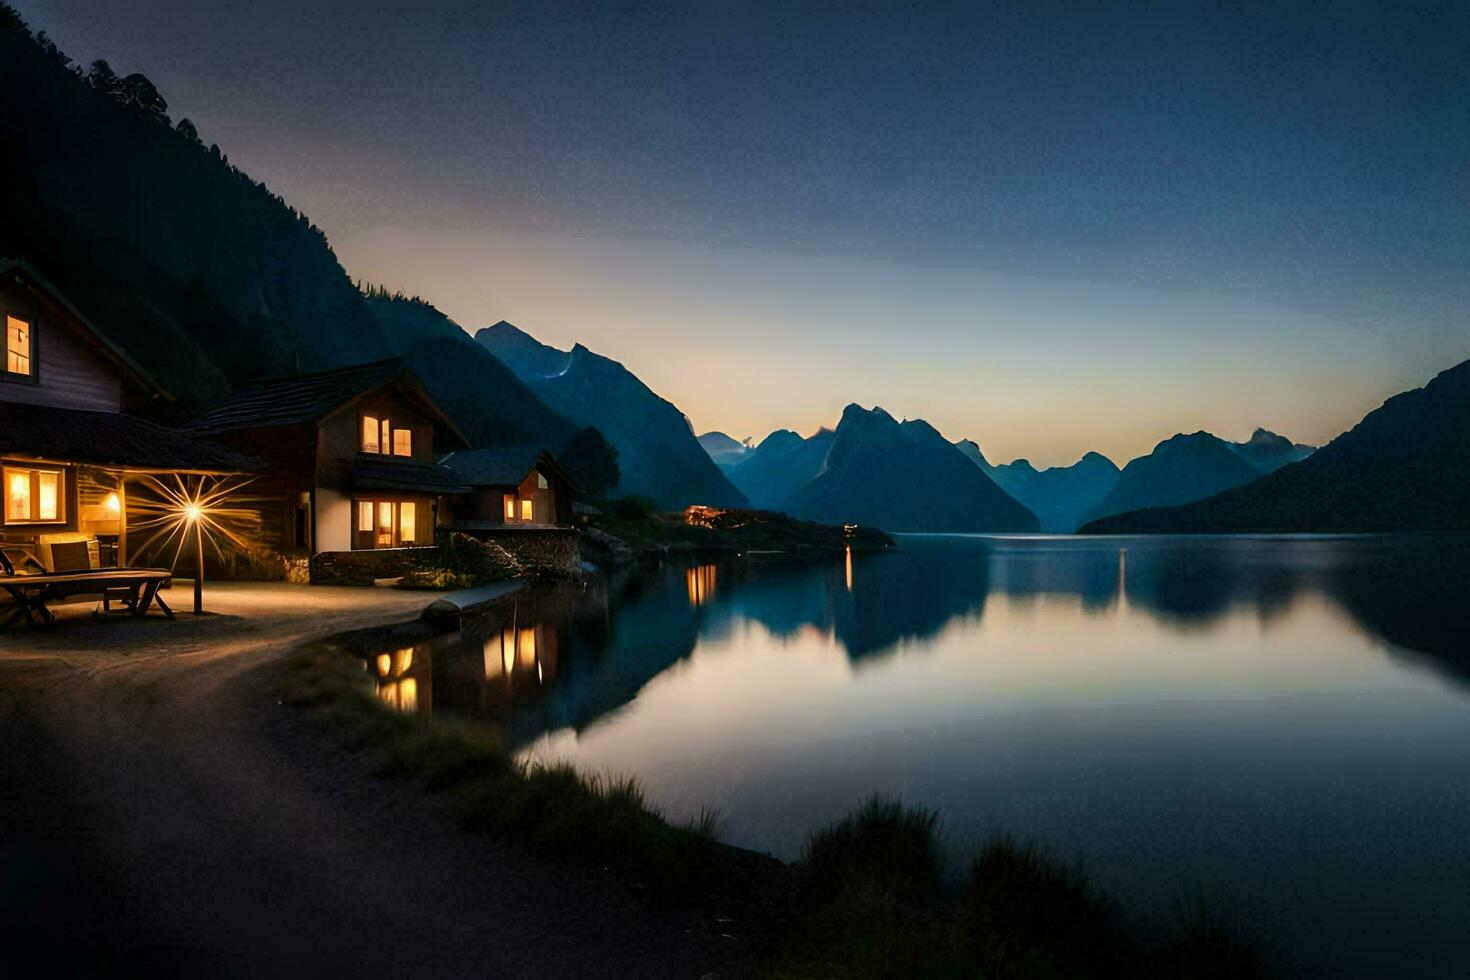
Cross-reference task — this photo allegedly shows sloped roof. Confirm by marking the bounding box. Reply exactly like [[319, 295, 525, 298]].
[[442, 446, 572, 489], [0, 257, 169, 400], [0, 402, 255, 472], [355, 458, 472, 494], [183, 360, 468, 448]]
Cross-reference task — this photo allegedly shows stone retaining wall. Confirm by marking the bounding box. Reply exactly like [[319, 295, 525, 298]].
[[309, 546, 442, 585], [447, 526, 581, 578]]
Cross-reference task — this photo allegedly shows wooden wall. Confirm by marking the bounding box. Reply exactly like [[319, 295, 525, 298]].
[[0, 280, 124, 412]]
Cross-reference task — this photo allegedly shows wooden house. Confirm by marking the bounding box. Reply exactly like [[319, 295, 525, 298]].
[[183, 361, 473, 555], [0, 258, 251, 570], [440, 447, 576, 528]]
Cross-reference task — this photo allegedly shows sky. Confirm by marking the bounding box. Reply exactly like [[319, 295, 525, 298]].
[[20, 0, 1470, 466]]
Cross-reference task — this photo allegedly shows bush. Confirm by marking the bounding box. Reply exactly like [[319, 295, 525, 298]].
[[611, 495, 658, 521]]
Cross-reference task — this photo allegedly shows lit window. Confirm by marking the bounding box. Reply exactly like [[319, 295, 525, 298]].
[[392, 428, 412, 457], [380, 419, 391, 455], [358, 500, 373, 532], [6, 315, 30, 376], [37, 471, 58, 520], [537, 472, 549, 490], [503, 493, 516, 520], [361, 416, 380, 453], [376, 501, 393, 546], [520, 498, 534, 522], [3, 467, 63, 523], [399, 501, 416, 544]]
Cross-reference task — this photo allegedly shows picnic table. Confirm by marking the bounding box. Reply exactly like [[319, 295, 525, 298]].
[[0, 568, 174, 628]]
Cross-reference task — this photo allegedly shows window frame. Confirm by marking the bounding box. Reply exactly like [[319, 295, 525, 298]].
[[2, 311, 38, 385], [353, 497, 424, 549], [392, 427, 412, 457], [361, 415, 381, 454], [3, 465, 66, 525]]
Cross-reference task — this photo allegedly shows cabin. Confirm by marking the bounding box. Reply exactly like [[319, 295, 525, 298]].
[[183, 361, 473, 558], [440, 447, 576, 528], [0, 258, 251, 572]]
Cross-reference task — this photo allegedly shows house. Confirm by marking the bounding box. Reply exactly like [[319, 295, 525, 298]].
[[0, 258, 251, 570], [182, 360, 473, 558], [440, 446, 576, 528]]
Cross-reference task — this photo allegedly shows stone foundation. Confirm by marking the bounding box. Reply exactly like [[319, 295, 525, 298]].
[[309, 546, 442, 585], [445, 526, 581, 579]]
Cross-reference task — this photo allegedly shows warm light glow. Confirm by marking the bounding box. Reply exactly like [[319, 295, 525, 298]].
[[518, 627, 537, 668], [105, 492, 121, 513], [361, 415, 380, 454], [503, 494, 516, 521], [687, 564, 717, 606], [127, 473, 258, 571], [501, 627, 515, 676], [393, 428, 412, 457], [6, 470, 29, 521], [376, 653, 393, 677], [399, 501, 416, 544], [845, 545, 853, 592], [6, 314, 30, 375], [520, 498, 533, 522], [483, 637, 503, 679]]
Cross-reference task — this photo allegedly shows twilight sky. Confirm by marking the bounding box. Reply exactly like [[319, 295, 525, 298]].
[[22, 0, 1470, 466]]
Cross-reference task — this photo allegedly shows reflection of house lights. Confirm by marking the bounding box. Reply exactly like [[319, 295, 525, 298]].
[[687, 565, 717, 606], [845, 545, 853, 592]]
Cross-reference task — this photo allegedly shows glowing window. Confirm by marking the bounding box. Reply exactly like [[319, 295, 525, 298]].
[[503, 493, 516, 520], [536, 472, 549, 490], [361, 416, 380, 453], [520, 498, 533, 522], [37, 471, 58, 520], [6, 315, 30, 376], [380, 419, 391, 455], [392, 428, 412, 457], [399, 501, 416, 544], [3, 467, 63, 523], [376, 501, 393, 546], [358, 501, 373, 532]]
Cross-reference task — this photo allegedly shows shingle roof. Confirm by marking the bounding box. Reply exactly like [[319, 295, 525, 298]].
[[441, 446, 574, 491], [0, 402, 256, 472], [441, 445, 544, 486], [355, 458, 472, 494], [182, 360, 407, 436]]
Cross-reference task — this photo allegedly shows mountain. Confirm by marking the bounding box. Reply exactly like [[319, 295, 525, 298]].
[[1081, 359, 1470, 533], [1229, 428, 1315, 473], [477, 322, 747, 509], [723, 428, 836, 510], [363, 294, 576, 449], [697, 431, 749, 465], [784, 405, 1038, 532], [0, 16, 405, 415], [1084, 432, 1264, 526], [954, 440, 1121, 533]]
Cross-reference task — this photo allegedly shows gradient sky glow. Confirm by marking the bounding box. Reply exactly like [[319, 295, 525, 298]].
[[21, 0, 1470, 466]]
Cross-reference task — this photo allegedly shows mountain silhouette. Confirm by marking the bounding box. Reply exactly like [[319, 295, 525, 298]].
[[1082, 431, 1264, 526], [718, 427, 835, 510], [956, 442, 1121, 533], [1081, 359, 1470, 533], [1229, 428, 1315, 473], [784, 405, 1038, 532], [697, 431, 748, 465], [477, 322, 747, 509]]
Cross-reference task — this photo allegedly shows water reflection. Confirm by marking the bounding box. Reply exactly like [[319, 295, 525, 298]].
[[346, 535, 1470, 978], [354, 534, 1470, 746]]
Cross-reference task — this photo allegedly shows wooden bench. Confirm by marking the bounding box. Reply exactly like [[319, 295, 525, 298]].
[[0, 558, 174, 628]]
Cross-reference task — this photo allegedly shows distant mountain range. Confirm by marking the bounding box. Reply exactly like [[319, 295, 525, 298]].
[[477, 322, 746, 509], [710, 406, 1038, 532], [955, 443, 1121, 533], [1082, 360, 1470, 533], [696, 431, 749, 465]]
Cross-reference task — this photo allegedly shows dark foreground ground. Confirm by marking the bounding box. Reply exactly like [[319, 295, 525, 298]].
[[0, 583, 766, 979]]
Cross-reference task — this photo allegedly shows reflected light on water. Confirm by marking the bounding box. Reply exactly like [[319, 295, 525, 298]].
[[687, 564, 717, 606], [845, 545, 853, 592]]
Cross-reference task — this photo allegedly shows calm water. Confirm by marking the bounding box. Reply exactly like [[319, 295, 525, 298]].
[[360, 535, 1470, 977]]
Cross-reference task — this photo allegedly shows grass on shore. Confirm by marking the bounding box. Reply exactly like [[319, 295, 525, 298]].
[[280, 644, 1274, 979], [278, 642, 726, 884]]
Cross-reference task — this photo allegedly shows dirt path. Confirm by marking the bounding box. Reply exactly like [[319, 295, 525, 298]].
[[0, 583, 761, 978]]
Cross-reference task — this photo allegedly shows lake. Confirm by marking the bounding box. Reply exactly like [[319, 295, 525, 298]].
[[359, 534, 1470, 977]]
